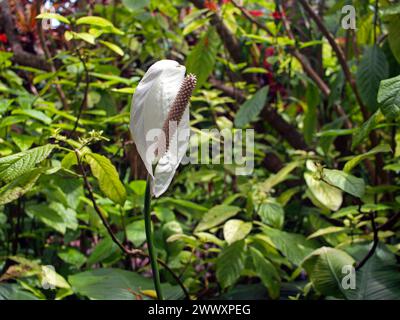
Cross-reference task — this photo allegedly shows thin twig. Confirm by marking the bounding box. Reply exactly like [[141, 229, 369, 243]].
[[35, 0, 69, 110], [68, 50, 90, 138], [355, 209, 379, 271], [298, 0, 368, 121], [74, 149, 190, 299]]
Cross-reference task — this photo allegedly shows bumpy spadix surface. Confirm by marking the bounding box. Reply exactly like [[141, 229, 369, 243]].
[[130, 60, 190, 197]]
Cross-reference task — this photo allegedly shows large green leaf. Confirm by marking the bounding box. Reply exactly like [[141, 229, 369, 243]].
[[257, 201, 284, 229], [377, 74, 400, 119], [344, 144, 392, 173], [186, 27, 220, 89], [69, 268, 182, 300], [216, 240, 247, 289], [344, 244, 400, 300], [249, 247, 280, 299], [356, 45, 389, 111], [195, 205, 240, 232], [303, 84, 320, 144], [234, 86, 269, 128], [323, 169, 365, 198], [304, 172, 343, 211], [0, 144, 55, 182], [0, 168, 44, 205], [387, 16, 400, 64], [302, 247, 355, 298], [0, 283, 39, 300], [351, 110, 382, 149], [85, 153, 126, 205], [260, 226, 318, 266], [25, 203, 66, 234], [223, 219, 252, 244]]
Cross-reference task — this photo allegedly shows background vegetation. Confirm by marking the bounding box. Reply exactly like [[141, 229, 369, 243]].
[[0, 0, 400, 300]]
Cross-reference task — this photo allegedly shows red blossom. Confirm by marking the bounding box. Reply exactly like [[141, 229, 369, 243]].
[[248, 10, 263, 17], [0, 33, 8, 44], [271, 10, 285, 20], [204, 0, 218, 11], [222, 0, 231, 3]]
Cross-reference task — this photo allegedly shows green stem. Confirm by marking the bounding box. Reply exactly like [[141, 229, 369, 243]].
[[144, 174, 164, 300]]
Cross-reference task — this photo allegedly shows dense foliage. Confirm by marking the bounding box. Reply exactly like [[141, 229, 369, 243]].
[[0, 0, 400, 300]]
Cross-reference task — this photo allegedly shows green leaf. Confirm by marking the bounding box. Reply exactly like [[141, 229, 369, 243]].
[[0, 144, 54, 182], [307, 226, 346, 240], [257, 201, 284, 229], [302, 247, 355, 298], [195, 205, 240, 232], [304, 84, 320, 144], [223, 219, 252, 244], [99, 40, 124, 56], [344, 144, 392, 173], [36, 13, 70, 24], [0, 168, 44, 205], [304, 172, 343, 211], [356, 45, 389, 111], [186, 27, 220, 89], [323, 169, 365, 198], [85, 153, 126, 205], [216, 240, 246, 289], [249, 247, 280, 299], [87, 237, 118, 266], [12, 109, 52, 125], [352, 110, 381, 149], [344, 244, 400, 300], [126, 220, 146, 247], [260, 226, 318, 266], [58, 248, 87, 269], [74, 32, 96, 45], [260, 162, 299, 192], [377, 74, 400, 119], [69, 268, 182, 300], [76, 16, 113, 28], [182, 17, 209, 36], [387, 16, 400, 64], [25, 203, 66, 234], [11, 134, 36, 152], [234, 86, 269, 128]]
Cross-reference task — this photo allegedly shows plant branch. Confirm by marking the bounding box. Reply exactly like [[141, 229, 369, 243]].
[[74, 149, 190, 299], [355, 210, 379, 271], [68, 50, 90, 138]]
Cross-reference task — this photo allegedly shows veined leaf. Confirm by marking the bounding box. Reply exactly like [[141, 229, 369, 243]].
[[0, 144, 55, 182], [0, 168, 44, 205], [356, 45, 389, 111], [85, 153, 126, 205], [344, 144, 392, 173], [76, 16, 113, 28], [304, 172, 343, 211], [186, 27, 220, 89], [99, 40, 124, 56], [323, 169, 366, 198], [257, 201, 284, 229], [234, 86, 269, 128], [302, 247, 355, 298], [195, 205, 240, 232], [352, 110, 382, 149], [223, 219, 252, 244], [216, 240, 246, 289], [377, 74, 400, 119], [250, 247, 280, 299], [307, 226, 346, 240], [36, 13, 70, 24]]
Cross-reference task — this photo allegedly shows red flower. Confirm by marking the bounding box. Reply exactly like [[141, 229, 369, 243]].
[[248, 10, 263, 17], [271, 10, 285, 20], [222, 0, 231, 3], [0, 33, 8, 44], [204, 0, 218, 11]]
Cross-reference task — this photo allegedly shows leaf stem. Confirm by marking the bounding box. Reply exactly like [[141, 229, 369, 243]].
[[144, 174, 164, 300]]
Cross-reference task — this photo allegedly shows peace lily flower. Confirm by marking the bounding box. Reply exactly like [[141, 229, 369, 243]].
[[130, 60, 196, 197]]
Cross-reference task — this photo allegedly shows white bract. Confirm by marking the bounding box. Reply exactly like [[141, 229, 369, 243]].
[[130, 60, 190, 197]]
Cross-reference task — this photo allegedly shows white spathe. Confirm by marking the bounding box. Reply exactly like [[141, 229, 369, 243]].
[[130, 60, 190, 197]]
